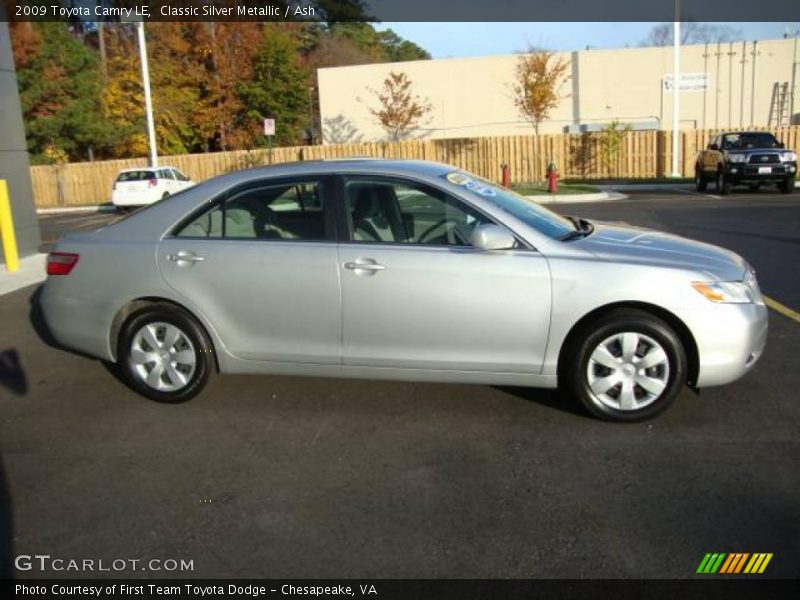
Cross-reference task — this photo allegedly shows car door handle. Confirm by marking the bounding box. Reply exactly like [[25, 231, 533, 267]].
[[168, 252, 205, 263], [344, 261, 385, 271]]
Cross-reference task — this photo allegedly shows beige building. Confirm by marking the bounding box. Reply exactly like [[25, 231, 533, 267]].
[[317, 37, 800, 143]]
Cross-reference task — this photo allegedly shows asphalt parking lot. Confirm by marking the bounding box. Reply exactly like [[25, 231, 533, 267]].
[[2, 189, 799, 579]]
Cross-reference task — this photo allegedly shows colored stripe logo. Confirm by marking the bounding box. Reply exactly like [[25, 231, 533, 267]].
[[696, 553, 773, 574]]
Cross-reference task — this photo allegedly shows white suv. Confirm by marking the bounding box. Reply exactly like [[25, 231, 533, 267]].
[[111, 166, 195, 208]]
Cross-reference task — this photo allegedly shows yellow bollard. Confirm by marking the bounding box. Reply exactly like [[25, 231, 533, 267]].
[[0, 179, 20, 273]]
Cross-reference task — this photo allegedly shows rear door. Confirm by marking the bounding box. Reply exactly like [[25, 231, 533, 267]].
[[337, 176, 552, 374], [157, 175, 342, 364]]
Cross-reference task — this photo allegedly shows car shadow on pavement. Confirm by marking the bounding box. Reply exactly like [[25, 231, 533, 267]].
[[0, 454, 12, 579], [495, 386, 589, 418], [0, 350, 27, 396]]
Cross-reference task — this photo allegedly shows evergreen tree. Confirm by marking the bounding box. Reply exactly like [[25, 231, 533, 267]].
[[238, 25, 311, 147]]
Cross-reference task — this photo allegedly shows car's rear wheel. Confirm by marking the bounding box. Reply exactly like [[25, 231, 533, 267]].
[[695, 166, 707, 191], [778, 177, 795, 194], [716, 170, 731, 195], [564, 309, 686, 421], [117, 304, 213, 403]]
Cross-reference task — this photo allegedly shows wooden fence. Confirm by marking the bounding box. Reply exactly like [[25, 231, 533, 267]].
[[30, 126, 800, 207]]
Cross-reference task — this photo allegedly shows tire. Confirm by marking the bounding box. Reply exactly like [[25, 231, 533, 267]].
[[162, 192, 170, 200], [117, 304, 213, 403], [778, 177, 795, 194], [563, 309, 687, 422], [716, 169, 731, 195], [694, 166, 707, 191]]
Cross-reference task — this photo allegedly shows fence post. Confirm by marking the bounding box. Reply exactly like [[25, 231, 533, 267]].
[[0, 180, 20, 273]]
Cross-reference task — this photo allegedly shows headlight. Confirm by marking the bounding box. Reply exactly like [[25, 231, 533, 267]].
[[728, 153, 747, 163], [780, 151, 797, 162], [692, 281, 755, 304]]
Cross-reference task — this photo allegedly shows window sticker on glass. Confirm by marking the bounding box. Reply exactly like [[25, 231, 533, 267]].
[[445, 172, 497, 197]]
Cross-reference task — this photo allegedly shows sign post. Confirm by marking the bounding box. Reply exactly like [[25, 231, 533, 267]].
[[264, 118, 275, 165]]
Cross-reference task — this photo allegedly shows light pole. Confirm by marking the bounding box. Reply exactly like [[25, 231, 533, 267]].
[[671, 2, 681, 177], [137, 21, 158, 168]]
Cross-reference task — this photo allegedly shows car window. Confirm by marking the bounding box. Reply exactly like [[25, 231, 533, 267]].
[[171, 169, 189, 181], [158, 169, 175, 180], [344, 177, 492, 246], [116, 170, 155, 182], [176, 179, 330, 241]]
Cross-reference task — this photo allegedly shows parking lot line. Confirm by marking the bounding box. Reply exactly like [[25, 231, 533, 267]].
[[765, 296, 800, 324]]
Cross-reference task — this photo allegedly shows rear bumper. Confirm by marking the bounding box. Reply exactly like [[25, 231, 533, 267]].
[[111, 190, 159, 206], [39, 282, 115, 361], [678, 302, 768, 387]]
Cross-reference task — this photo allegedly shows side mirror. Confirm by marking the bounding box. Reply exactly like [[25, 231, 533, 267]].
[[470, 224, 516, 251], [709, 143, 719, 151], [777, 142, 785, 149]]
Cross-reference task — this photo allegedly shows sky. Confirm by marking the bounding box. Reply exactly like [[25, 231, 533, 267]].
[[376, 22, 800, 58]]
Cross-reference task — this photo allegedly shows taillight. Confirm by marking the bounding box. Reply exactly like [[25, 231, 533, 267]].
[[148, 178, 158, 187], [47, 252, 80, 275]]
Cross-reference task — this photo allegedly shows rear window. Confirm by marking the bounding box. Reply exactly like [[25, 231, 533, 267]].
[[117, 170, 155, 182]]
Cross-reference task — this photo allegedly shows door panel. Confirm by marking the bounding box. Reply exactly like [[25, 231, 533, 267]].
[[339, 244, 551, 373], [158, 239, 341, 363]]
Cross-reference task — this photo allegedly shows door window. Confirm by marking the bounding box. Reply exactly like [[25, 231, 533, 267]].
[[175, 179, 331, 241], [344, 177, 492, 246]]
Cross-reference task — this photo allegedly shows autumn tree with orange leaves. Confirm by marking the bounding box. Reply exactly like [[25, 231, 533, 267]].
[[368, 71, 432, 142], [512, 49, 570, 135]]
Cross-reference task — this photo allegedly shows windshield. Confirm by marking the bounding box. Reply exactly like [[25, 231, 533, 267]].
[[441, 171, 575, 240], [722, 133, 781, 150]]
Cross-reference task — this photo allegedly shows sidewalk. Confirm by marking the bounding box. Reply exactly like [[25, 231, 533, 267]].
[[0, 253, 47, 297], [532, 191, 627, 204]]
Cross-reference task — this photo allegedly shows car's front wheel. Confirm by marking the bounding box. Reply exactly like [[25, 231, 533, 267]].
[[778, 176, 795, 194], [117, 304, 213, 403], [695, 166, 707, 191], [564, 309, 687, 421], [716, 169, 732, 195]]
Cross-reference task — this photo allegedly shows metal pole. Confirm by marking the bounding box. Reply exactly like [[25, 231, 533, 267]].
[[138, 22, 158, 168], [671, 6, 681, 177]]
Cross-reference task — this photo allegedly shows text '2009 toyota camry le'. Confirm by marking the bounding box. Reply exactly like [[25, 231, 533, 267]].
[[39, 159, 768, 421]]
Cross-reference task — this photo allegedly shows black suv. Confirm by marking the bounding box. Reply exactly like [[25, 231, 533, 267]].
[[694, 131, 797, 194]]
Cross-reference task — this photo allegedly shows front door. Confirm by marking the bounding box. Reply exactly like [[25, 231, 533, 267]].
[[338, 176, 551, 374]]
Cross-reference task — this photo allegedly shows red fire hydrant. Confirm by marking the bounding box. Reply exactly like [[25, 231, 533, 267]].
[[501, 163, 511, 188], [546, 161, 559, 193]]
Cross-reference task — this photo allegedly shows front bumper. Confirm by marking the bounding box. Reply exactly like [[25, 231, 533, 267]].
[[678, 302, 768, 388], [726, 161, 796, 183]]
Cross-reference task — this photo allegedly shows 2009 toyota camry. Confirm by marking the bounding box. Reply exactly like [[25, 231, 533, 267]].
[[40, 159, 768, 421]]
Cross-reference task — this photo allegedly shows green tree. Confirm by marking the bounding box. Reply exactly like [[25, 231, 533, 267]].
[[599, 120, 633, 177], [14, 23, 116, 162], [238, 25, 311, 146]]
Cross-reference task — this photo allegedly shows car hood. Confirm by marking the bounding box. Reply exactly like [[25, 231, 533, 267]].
[[576, 221, 748, 281]]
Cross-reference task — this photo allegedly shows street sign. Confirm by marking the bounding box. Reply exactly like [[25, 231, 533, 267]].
[[663, 73, 709, 92], [263, 118, 276, 136]]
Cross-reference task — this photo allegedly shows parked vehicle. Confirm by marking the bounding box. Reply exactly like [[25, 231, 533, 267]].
[[694, 131, 797, 194], [111, 166, 195, 208], [41, 159, 767, 421]]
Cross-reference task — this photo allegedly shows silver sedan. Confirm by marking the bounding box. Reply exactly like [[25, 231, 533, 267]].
[[40, 160, 768, 421]]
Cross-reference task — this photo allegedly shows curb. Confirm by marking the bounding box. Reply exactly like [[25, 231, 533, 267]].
[[37, 205, 116, 215], [531, 191, 628, 204]]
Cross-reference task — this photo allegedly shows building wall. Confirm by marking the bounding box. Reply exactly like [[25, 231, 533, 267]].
[[0, 9, 41, 260], [317, 38, 800, 144]]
